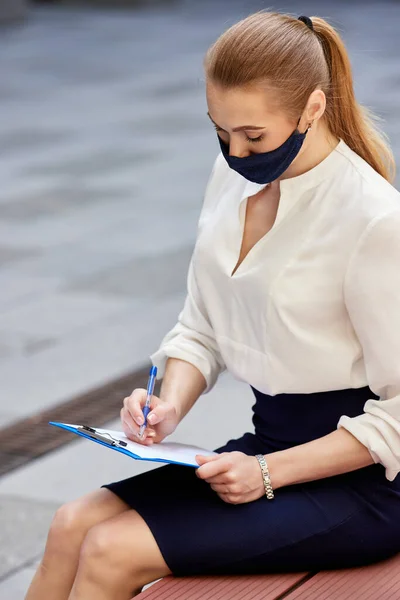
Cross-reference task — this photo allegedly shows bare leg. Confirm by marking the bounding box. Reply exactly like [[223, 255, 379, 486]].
[[69, 509, 171, 600], [25, 489, 128, 600]]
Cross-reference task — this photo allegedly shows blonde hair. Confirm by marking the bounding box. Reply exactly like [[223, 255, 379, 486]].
[[205, 12, 395, 183]]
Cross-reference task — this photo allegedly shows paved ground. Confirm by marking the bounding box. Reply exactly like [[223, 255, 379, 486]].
[[0, 0, 399, 596]]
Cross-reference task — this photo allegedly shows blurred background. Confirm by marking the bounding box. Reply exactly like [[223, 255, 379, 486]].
[[0, 0, 399, 596]]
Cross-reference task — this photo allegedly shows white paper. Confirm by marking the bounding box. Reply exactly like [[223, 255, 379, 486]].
[[68, 424, 216, 467]]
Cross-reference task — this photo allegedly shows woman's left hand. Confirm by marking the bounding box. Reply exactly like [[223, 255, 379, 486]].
[[196, 451, 265, 505]]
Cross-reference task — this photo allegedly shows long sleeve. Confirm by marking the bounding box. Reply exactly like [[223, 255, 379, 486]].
[[150, 155, 227, 392], [338, 210, 400, 481]]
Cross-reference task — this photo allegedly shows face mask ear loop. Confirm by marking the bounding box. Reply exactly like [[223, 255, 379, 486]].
[[296, 115, 314, 135]]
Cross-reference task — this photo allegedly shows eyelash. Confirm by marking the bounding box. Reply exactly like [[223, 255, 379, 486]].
[[246, 135, 264, 143], [214, 126, 264, 144]]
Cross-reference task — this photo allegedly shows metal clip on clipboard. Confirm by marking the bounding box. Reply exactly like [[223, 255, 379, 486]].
[[77, 425, 128, 448]]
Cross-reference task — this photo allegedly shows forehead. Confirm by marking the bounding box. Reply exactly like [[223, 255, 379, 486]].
[[206, 81, 281, 126]]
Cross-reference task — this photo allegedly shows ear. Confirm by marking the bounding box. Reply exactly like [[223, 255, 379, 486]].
[[303, 89, 326, 126]]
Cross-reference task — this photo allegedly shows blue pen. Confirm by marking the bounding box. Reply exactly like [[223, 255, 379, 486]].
[[138, 365, 158, 438]]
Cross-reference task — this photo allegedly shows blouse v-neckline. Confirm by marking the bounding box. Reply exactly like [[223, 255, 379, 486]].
[[231, 188, 278, 277]]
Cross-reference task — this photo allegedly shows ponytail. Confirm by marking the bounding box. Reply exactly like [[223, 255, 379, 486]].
[[311, 17, 395, 182]]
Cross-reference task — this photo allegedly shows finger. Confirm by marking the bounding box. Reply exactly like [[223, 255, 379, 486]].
[[218, 493, 232, 504], [146, 403, 169, 426], [122, 419, 142, 441], [196, 454, 220, 466], [219, 493, 241, 505], [121, 412, 155, 442], [127, 426, 156, 444], [137, 425, 157, 441], [197, 455, 231, 480], [204, 473, 233, 484], [121, 419, 133, 439], [125, 390, 148, 426], [142, 430, 156, 445], [211, 482, 240, 494], [210, 483, 228, 494], [121, 408, 138, 436], [122, 405, 146, 435]]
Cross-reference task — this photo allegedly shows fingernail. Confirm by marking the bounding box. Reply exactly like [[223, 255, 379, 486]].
[[148, 414, 155, 424], [136, 417, 144, 425]]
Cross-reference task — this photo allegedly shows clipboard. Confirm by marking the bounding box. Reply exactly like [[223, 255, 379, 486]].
[[49, 422, 216, 468]]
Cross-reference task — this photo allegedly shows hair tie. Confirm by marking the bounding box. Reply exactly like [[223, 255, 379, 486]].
[[298, 15, 314, 31]]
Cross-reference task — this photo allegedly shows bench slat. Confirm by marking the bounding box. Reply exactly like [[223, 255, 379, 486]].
[[138, 573, 309, 600], [283, 554, 400, 599], [137, 553, 400, 599]]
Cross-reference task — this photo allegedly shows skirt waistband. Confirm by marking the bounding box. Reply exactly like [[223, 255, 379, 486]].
[[251, 386, 379, 452]]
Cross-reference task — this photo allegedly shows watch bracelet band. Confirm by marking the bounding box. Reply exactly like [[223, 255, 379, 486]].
[[255, 454, 275, 500]]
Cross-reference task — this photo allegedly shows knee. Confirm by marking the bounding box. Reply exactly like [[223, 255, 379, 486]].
[[80, 525, 123, 570], [79, 525, 142, 582], [48, 501, 89, 552]]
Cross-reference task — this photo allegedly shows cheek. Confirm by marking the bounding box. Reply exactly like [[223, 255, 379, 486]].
[[263, 128, 293, 152]]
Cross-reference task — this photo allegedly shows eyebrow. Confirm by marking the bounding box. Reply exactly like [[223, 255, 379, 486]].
[[207, 112, 265, 132]]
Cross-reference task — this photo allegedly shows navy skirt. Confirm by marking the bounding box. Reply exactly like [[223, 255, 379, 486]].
[[102, 387, 400, 575]]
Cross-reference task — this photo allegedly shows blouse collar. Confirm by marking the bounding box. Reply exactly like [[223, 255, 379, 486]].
[[238, 139, 346, 202]]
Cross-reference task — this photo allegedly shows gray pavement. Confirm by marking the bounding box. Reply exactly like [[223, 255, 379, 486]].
[[0, 0, 399, 596]]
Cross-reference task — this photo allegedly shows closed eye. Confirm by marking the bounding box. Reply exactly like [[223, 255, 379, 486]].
[[246, 135, 264, 143]]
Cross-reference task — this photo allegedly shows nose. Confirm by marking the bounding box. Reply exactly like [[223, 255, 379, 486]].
[[228, 137, 251, 158]]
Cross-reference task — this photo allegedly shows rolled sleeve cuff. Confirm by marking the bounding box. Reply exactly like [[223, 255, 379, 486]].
[[150, 342, 221, 393], [338, 413, 400, 481]]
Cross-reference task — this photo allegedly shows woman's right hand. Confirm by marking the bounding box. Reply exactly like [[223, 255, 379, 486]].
[[120, 388, 180, 445]]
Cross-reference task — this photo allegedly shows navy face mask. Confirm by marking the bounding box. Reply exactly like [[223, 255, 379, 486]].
[[218, 120, 310, 185]]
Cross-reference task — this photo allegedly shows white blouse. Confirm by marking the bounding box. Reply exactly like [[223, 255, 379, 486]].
[[151, 140, 400, 481]]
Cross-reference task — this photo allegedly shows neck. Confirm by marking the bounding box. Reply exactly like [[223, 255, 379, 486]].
[[280, 120, 339, 181]]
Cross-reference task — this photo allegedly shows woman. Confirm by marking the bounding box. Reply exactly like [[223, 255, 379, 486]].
[[26, 11, 400, 600]]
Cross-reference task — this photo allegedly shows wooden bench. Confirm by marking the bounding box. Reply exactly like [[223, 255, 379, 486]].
[[136, 552, 400, 599]]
